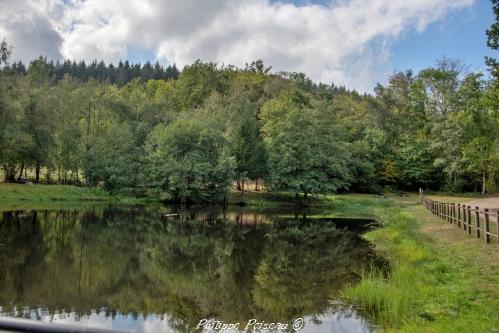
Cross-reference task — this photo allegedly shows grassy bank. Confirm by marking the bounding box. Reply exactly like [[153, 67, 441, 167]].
[[0, 183, 149, 211], [228, 190, 394, 216], [342, 197, 499, 332]]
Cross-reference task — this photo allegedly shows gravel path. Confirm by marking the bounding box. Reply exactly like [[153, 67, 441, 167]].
[[463, 197, 499, 212]]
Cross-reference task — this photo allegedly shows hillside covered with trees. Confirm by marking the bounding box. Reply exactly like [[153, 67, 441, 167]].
[[0, 6, 498, 203]]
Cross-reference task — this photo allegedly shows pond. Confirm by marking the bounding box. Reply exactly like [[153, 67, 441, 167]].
[[0, 205, 384, 333]]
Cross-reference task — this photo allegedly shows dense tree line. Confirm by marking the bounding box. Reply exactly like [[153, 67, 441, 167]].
[[5, 57, 179, 86], [0, 7, 498, 202]]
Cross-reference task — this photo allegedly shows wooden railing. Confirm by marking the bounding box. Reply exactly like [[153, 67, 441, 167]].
[[423, 198, 499, 245]]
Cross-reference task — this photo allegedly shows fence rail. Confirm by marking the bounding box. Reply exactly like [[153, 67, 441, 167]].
[[423, 198, 499, 245]]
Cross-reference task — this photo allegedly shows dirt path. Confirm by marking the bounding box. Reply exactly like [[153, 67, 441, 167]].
[[463, 197, 499, 213], [427, 195, 499, 213]]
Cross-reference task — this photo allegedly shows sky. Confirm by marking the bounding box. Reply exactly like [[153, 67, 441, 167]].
[[0, 0, 495, 92]]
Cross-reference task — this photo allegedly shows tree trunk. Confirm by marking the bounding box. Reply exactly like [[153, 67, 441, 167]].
[[4, 166, 16, 182], [482, 169, 486, 195], [255, 179, 258, 191], [46, 167, 51, 184], [18, 162, 25, 179], [35, 161, 41, 183], [86, 107, 91, 151]]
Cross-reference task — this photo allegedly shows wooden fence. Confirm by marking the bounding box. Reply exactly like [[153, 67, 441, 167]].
[[423, 198, 499, 245]]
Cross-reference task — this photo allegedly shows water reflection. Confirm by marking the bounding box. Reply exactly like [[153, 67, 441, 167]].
[[0, 206, 381, 332]]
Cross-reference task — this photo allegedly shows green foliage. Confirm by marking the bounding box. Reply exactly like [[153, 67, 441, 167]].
[[1, 46, 498, 199], [231, 116, 267, 183], [486, 0, 499, 78], [144, 118, 236, 203], [261, 90, 351, 196], [84, 121, 139, 192], [176, 60, 229, 109], [0, 39, 13, 65]]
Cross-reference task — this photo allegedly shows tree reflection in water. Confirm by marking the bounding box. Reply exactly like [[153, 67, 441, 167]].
[[0, 206, 383, 332]]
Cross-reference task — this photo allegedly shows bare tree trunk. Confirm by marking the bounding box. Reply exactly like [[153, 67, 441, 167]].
[[18, 162, 24, 179], [482, 169, 486, 195], [240, 179, 245, 203], [35, 161, 40, 183], [255, 179, 258, 191], [46, 167, 51, 184]]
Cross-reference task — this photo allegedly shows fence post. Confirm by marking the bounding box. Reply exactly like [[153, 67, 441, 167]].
[[447, 202, 452, 223], [464, 205, 468, 232], [452, 203, 456, 224], [462, 205, 466, 230], [457, 204, 461, 227], [484, 208, 490, 243], [475, 206, 480, 239], [466, 206, 471, 235], [447, 203, 452, 223], [463, 205, 467, 231], [450, 203, 453, 223], [449, 203, 453, 223]]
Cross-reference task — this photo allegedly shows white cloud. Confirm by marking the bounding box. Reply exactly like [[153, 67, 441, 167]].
[[0, 0, 64, 61], [0, 0, 475, 91]]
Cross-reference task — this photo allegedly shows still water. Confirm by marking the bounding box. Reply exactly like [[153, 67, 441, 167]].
[[0, 205, 383, 333]]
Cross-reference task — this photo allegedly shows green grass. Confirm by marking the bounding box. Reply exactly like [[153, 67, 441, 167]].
[[341, 201, 499, 332], [228, 190, 298, 207], [0, 183, 149, 211]]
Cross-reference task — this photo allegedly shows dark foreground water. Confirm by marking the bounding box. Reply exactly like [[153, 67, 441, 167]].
[[0, 206, 383, 333]]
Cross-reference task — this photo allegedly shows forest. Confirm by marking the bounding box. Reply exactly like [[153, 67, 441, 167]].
[[0, 10, 498, 203]]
